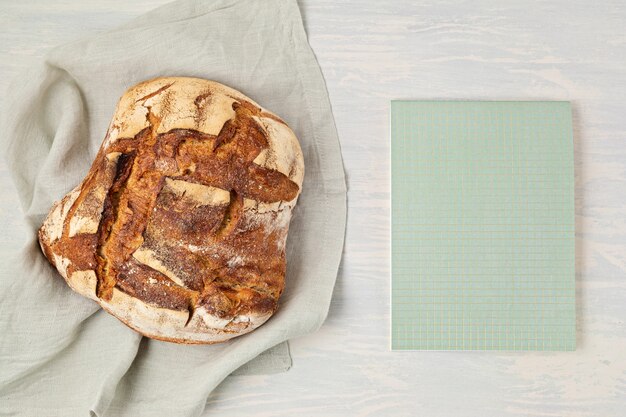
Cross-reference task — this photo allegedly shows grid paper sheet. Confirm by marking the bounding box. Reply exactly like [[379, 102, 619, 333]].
[[391, 101, 575, 351]]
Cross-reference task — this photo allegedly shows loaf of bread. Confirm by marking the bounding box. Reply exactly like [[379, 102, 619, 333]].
[[38, 77, 304, 344]]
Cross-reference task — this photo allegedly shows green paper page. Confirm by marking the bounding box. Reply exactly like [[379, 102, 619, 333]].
[[391, 101, 575, 351]]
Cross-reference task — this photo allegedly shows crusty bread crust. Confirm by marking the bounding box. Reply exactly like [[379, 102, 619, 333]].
[[38, 77, 304, 344]]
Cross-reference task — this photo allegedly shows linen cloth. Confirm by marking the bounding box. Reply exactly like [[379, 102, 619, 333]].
[[0, 0, 347, 415]]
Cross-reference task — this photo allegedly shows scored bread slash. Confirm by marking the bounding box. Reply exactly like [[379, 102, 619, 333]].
[[38, 77, 304, 344]]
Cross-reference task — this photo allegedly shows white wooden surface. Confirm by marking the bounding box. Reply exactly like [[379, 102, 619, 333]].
[[2, 1, 626, 416]]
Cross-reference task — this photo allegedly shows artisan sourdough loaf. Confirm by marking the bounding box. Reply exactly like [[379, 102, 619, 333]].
[[38, 77, 304, 343]]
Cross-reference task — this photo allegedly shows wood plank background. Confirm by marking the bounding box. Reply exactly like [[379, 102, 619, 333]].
[[1, 1, 625, 416]]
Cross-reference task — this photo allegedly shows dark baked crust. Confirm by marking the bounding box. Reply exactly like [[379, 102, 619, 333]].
[[38, 77, 304, 343]]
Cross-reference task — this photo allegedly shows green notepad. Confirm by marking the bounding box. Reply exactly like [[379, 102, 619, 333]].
[[391, 101, 575, 351]]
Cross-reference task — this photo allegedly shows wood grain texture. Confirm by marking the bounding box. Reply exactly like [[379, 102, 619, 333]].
[[1, 0, 625, 416]]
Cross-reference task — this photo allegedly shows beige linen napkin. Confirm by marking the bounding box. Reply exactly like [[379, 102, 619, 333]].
[[0, 0, 346, 415]]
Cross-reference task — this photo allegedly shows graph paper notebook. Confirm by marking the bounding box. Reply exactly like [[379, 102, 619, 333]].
[[391, 101, 575, 351]]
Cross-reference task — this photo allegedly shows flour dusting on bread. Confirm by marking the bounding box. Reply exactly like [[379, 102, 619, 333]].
[[38, 77, 304, 344]]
